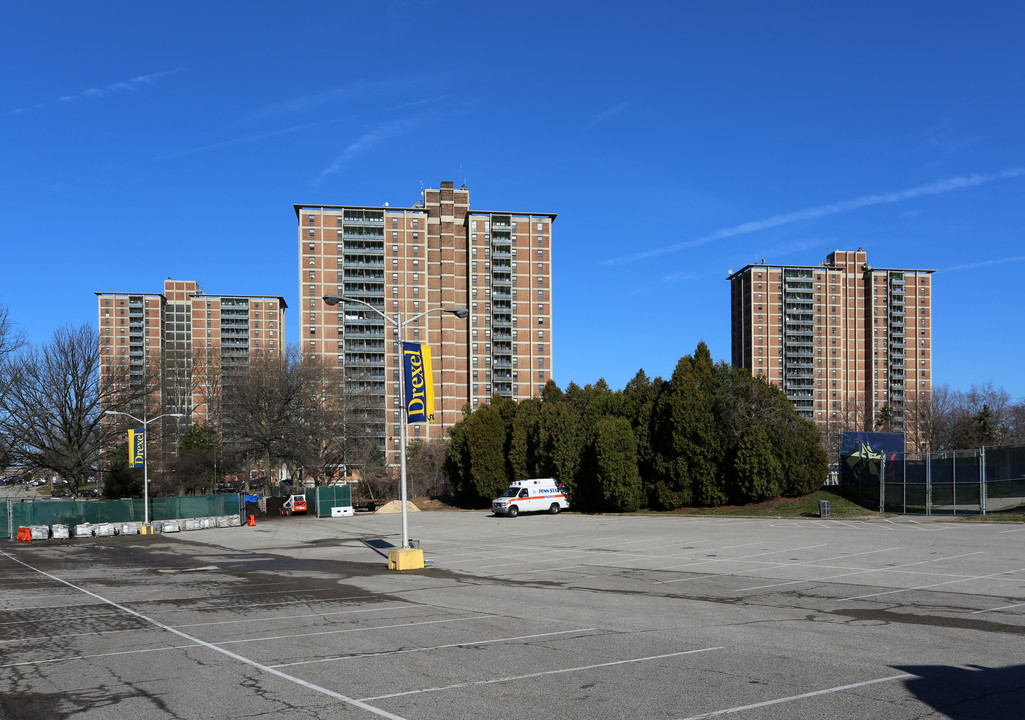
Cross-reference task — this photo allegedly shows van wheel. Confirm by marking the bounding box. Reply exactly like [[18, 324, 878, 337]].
[[549, 503, 560, 515], [507, 505, 519, 518]]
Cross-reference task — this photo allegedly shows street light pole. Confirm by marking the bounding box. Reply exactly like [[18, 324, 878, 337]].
[[104, 410, 185, 525], [323, 294, 467, 549]]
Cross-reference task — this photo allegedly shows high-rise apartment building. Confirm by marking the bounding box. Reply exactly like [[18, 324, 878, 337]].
[[297, 181, 555, 467], [728, 249, 933, 451], [96, 279, 287, 423]]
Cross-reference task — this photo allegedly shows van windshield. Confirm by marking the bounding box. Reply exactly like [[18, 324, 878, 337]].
[[502, 488, 519, 498]]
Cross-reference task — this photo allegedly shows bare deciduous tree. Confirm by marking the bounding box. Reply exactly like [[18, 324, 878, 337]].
[[929, 382, 1020, 450], [219, 347, 379, 489], [0, 304, 26, 473], [0, 324, 141, 494]]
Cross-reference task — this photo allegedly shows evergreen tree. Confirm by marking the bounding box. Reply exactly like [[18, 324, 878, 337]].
[[974, 404, 999, 446], [729, 422, 782, 503], [444, 405, 474, 504], [592, 416, 643, 511], [102, 441, 143, 499], [651, 343, 726, 508], [509, 398, 541, 478], [537, 397, 585, 498]]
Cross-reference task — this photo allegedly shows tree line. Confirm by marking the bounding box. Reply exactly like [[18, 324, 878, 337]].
[[0, 317, 385, 498], [4, 305, 1025, 502], [444, 343, 829, 511]]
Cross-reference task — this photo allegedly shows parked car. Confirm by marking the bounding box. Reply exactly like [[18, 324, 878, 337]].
[[50, 489, 68, 498], [79, 488, 99, 498]]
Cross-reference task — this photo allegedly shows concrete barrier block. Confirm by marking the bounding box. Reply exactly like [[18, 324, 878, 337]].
[[388, 548, 425, 571], [74, 524, 94, 538], [51, 525, 70, 539]]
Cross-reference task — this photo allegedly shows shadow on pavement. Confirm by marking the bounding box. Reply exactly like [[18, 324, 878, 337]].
[[895, 663, 1025, 719]]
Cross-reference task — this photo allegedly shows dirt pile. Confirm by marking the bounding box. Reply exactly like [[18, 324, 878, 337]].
[[374, 500, 421, 514]]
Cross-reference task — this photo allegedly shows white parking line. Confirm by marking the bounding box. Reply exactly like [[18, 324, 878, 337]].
[[737, 547, 904, 591], [0, 643, 203, 668], [475, 540, 743, 572], [973, 601, 1025, 614], [656, 544, 829, 583], [843, 566, 1025, 601], [487, 541, 771, 578], [0, 604, 416, 644], [270, 628, 596, 668], [741, 551, 983, 592], [0, 550, 410, 720], [358, 646, 725, 702], [214, 615, 490, 646], [676, 673, 913, 718]]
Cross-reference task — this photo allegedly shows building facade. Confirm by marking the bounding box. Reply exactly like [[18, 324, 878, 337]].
[[96, 279, 287, 424], [296, 181, 555, 467], [728, 249, 933, 452]]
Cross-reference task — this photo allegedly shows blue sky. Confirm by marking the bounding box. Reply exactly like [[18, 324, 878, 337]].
[[3, 2, 1025, 398]]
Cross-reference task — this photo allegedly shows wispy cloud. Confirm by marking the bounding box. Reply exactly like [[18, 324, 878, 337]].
[[581, 97, 638, 132], [311, 119, 418, 185], [10, 69, 184, 115], [158, 116, 353, 160], [163, 95, 451, 161], [940, 256, 1025, 272], [603, 168, 1025, 265]]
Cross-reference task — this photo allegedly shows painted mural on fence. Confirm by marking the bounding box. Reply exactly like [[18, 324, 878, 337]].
[[841, 432, 906, 489]]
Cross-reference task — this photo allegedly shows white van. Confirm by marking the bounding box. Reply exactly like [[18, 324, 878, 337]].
[[492, 478, 570, 517]]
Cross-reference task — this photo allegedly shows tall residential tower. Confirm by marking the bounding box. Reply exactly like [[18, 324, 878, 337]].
[[728, 249, 933, 452], [297, 181, 555, 467], [96, 279, 287, 424]]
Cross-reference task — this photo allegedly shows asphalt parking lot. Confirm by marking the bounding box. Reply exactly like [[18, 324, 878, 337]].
[[2, 510, 1024, 719]]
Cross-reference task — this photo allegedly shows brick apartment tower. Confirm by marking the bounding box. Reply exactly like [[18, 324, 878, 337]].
[[297, 181, 555, 469], [96, 279, 287, 426], [728, 249, 933, 454]]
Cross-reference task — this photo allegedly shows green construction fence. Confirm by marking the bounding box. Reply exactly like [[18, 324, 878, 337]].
[[3, 494, 243, 539]]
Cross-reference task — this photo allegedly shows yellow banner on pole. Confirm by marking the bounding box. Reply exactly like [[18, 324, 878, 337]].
[[128, 429, 145, 468], [402, 342, 435, 423]]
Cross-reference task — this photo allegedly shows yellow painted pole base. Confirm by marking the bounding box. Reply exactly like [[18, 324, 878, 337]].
[[139, 524, 155, 535], [387, 548, 425, 571]]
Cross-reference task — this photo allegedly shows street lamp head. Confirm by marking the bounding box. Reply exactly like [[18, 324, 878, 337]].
[[104, 410, 118, 416], [169, 414, 185, 419], [322, 294, 342, 306], [447, 308, 470, 319]]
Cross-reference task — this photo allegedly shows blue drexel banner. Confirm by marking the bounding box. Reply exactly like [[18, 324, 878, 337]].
[[402, 342, 435, 423]]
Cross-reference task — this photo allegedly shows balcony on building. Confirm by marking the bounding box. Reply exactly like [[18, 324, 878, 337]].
[[342, 210, 385, 226]]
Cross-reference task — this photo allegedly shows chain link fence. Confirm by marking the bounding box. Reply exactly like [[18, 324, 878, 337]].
[[841, 444, 1025, 515]]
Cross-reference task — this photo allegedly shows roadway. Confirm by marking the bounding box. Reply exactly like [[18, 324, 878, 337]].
[[1, 510, 1023, 719]]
